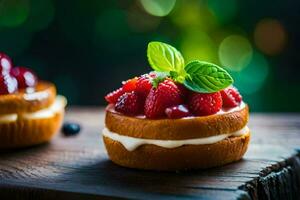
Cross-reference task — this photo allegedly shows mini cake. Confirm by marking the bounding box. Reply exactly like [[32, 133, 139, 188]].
[[103, 42, 250, 171], [0, 52, 66, 149]]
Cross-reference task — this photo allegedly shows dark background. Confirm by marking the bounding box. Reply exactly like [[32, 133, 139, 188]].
[[0, 0, 299, 112]]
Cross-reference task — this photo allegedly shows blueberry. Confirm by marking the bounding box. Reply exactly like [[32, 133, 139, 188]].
[[62, 122, 81, 136]]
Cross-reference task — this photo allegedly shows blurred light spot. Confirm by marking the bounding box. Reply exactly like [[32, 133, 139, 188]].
[[219, 35, 253, 71], [181, 30, 218, 63], [126, 3, 161, 32], [170, 1, 218, 31], [94, 9, 129, 42], [0, 0, 30, 27], [231, 51, 269, 95], [23, 0, 55, 32], [208, 0, 237, 24], [254, 18, 287, 55], [140, 0, 176, 17]]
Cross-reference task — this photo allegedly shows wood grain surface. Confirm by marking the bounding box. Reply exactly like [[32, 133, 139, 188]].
[[0, 108, 300, 200]]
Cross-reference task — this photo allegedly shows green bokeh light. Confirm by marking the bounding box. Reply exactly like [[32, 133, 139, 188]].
[[0, 0, 30, 27], [140, 0, 176, 17], [170, 0, 218, 32], [219, 35, 253, 71], [181, 30, 218, 63], [207, 0, 238, 24], [230, 51, 269, 95]]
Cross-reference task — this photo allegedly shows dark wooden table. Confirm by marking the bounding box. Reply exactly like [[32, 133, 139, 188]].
[[0, 108, 300, 200]]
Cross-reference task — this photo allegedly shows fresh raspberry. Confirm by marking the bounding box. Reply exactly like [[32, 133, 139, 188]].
[[115, 91, 143, 115], [144, 79, 183, 119], [188, 92, 222, 116], [220, 87, 242, 108], [135, 74, 153, 98], [105, 87, 125, 104], [10, 66, 38, 88], [165, 105, 191, 119], [0, 74, 18, 95], [122, 77, 138, 92]]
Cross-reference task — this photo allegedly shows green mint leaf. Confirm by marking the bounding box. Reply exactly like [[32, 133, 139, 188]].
[[150, 71, 169, 88], [183, 60, 233, 93], [147, 41, 185, 74]]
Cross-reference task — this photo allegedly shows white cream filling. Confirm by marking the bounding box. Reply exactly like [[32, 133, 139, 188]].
[[0, 114, 18, 123], [0, 95, 67, 123], [102, 126, 249, 151]]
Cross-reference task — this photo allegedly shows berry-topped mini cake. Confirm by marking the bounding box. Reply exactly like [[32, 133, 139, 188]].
[[103, 42, 250, 171], [0, 52, 67, 149]]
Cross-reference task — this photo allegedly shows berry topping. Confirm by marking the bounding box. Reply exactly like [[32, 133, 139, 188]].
[[188, 92, 222, 116], [105, 87, 125, 104], [62, 122, 81, 136], [165, 105, 191, 119], [220, 87, 242, 108], [145, 79, 183, 119], [135, 74, 153, 98], [0, 74, 18, 95], [176, 83, 189, 99], [10, 66, 38, 89], [122, 77, 138, 92], [0, 52, 13, 74], [115, 91, 143, 115]]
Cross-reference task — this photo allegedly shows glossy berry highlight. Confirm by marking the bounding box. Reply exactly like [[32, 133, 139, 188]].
[[165, 105, 191, 119], [0, 74, 18, 95], [0, 52, 13, 75], [10, 67, 38, 89]]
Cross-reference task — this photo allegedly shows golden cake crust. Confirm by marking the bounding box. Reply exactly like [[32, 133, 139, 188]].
[[0, 81, 56, 115], [0, 109, 64, 149], [103, 131, 250, 171], [105, 105, 249, 140]]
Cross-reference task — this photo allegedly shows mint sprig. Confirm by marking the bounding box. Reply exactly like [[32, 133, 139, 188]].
[[147, 41, 185, 74], [147, 41, 233, 93], [184, 61, 233, 93]]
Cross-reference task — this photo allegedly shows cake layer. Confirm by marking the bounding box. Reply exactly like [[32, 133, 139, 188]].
[[0, 81, 56, 114], [103, 126, 249, 151], [105, 103, 249, 140], [0, 105, 64, 149], [103, 131, 250, 171], [0, 96, 67, 124]]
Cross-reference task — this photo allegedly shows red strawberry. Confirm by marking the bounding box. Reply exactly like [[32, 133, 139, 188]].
[[165, 105, 191, 119], [135, 74, 153, 98], [115, 91, 143, 115], [105, 87, 124, 104], [122, 77, 138, 92], [188, 92, 222, 116], [220, 87, 242, 108], [145, 79, 183, 119]]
